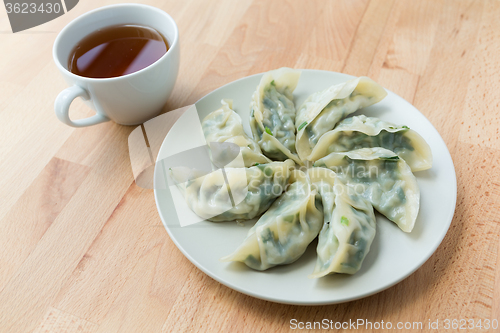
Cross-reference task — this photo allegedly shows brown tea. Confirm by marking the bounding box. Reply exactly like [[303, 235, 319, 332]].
[[68, 24, 169, 79]]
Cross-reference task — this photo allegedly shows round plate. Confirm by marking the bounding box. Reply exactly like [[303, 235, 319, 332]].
[[154, 70, 457, 305]]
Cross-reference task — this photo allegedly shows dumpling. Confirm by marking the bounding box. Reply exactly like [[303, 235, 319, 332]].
[[307, 168, 376, 277], [221, 169, 323, 270], [307, 115, 432, 171], [295, 77, 387, 161], [202, 99, 271, 167], [249, 68, 302, 164], [314, 148, 419, 232], [170, 160, 295, 222]]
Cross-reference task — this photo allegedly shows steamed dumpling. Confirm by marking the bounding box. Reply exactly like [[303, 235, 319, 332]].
[[221, 169, 323, 270], [308, 168, 376, 277], [202, 99, 271, 167], [249, 68, 302, 164], [314, 148, 419, 232], [170, 160, 294, 222], [295, 77, 387, 160], [307, 115, 432, 171]]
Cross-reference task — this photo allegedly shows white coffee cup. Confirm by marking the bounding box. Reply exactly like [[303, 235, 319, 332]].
[[53, 4, 180, 127]]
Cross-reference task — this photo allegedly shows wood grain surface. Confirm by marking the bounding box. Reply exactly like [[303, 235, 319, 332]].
[[1, 0, 499, 332]]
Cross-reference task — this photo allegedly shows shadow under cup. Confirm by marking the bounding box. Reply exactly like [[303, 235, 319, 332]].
[[53, 4, 180, 126]]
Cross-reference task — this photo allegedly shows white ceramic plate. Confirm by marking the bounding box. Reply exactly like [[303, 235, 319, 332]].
[[154, 70, 457, 305]]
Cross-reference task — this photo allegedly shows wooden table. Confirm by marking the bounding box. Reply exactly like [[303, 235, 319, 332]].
[[1, 0, 499, 332]]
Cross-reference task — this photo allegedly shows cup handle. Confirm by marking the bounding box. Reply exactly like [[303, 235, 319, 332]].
[[55, 85, 109, 127]]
